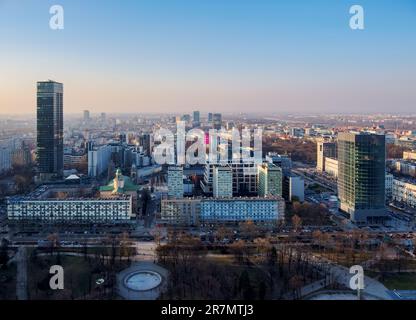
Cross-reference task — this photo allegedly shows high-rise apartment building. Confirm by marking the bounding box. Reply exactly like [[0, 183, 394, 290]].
[[36, 80, 64, 181], [168, 166, 184, 199], [213, 166, 233, 198], [337, 132, 387, 224]]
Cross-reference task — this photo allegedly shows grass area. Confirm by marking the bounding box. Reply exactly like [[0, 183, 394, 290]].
[[27, 252, 128, 299], [312, 250, 371, 267], [379, 273, 416, 290]]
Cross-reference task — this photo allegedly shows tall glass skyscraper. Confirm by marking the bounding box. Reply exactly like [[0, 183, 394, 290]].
[[337, 132, 387, 225], [36, 80, 64, 181]]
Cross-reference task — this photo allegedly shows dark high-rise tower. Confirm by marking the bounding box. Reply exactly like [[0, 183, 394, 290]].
[[36, 80, 64, 181], [213, 113, 222, 130], [337, 132, 386, 225], [193, 110, 200, 127]]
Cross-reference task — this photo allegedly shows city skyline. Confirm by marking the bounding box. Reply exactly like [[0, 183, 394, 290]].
[[1, 0, 415, 115]]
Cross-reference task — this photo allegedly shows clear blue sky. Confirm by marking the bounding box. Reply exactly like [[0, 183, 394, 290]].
[[0, 0, 415, 114]]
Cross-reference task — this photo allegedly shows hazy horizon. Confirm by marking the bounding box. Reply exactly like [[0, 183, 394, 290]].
[[1, 0, 415, 114]]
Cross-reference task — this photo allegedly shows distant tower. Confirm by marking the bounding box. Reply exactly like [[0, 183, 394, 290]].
[[213, 113, 222, 130], [193, 110, 200, 127], [83, 110, 90, 122], [36, 80, 63, 181]]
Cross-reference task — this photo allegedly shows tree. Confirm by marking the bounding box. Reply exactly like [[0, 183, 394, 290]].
[[292, 215, 302, 232], [240, 220, 258, 240], [46, 233, 60, 255], [239, 270, 254, 300], [0, 238, 9, 267], [258, 281, 267, 300]]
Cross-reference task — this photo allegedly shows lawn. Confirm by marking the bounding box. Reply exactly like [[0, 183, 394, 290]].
[[379, 273, 416, 290]]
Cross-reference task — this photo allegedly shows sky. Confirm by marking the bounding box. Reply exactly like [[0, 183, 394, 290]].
[[0, 0, 415, 115]]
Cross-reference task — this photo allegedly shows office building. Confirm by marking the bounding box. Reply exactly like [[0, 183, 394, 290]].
[[213, 113, 222, 130], [168, 166, 184, 199], [36, 80, 64, 181], [258, 163, 282, 197], [337, 132, 387, 224], [266, 153, 292, 176], [392, 178, 416, 209], [193, 110, 200, 127], [324, 157, 338, 178], [283, 174, 304, 202], [213, 166, 233, 198], [160, 196, 285, 225], [200, 196, 285, 224], [83, 110, 90, 122], [317, 141, 337, 172]]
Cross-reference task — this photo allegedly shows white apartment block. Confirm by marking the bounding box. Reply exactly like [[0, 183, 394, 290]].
[[392, 178, 416, 209], [324, 157, 338, 178], [7, 195, 132, 222], [160, 196, 285, 225]]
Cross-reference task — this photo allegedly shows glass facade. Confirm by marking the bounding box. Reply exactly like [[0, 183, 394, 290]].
[[37, 81, 64, 179], [338, 132, 386, 224]]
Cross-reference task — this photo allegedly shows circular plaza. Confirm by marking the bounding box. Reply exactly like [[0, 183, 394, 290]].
[[117, 262, 168, 300]]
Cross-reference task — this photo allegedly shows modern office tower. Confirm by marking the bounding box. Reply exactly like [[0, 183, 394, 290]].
[[337, 132, 387, 224], [100, 112, 106, 122], [258, 163, 283, 197], [213, 166, 233, 198], [193, 110, 200, 127], [283, 174, 304, 202], [317, 141, 337, 172], [36, 80, 64, 181], [88, 144, 112, 177], [208, 112, 213, 122], [139, 133, 153, 156], [201, 161, 258, 196], [83, 110, 90, 122], [213, 113, 222, 130], [168, 166, 184, 199]]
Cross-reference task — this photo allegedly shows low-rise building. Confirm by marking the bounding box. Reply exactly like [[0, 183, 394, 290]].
[[160, 196, 285, 225], [7, 185, 133, 223], [392, 178, 416, 209], [324, 157, 338, 178]]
